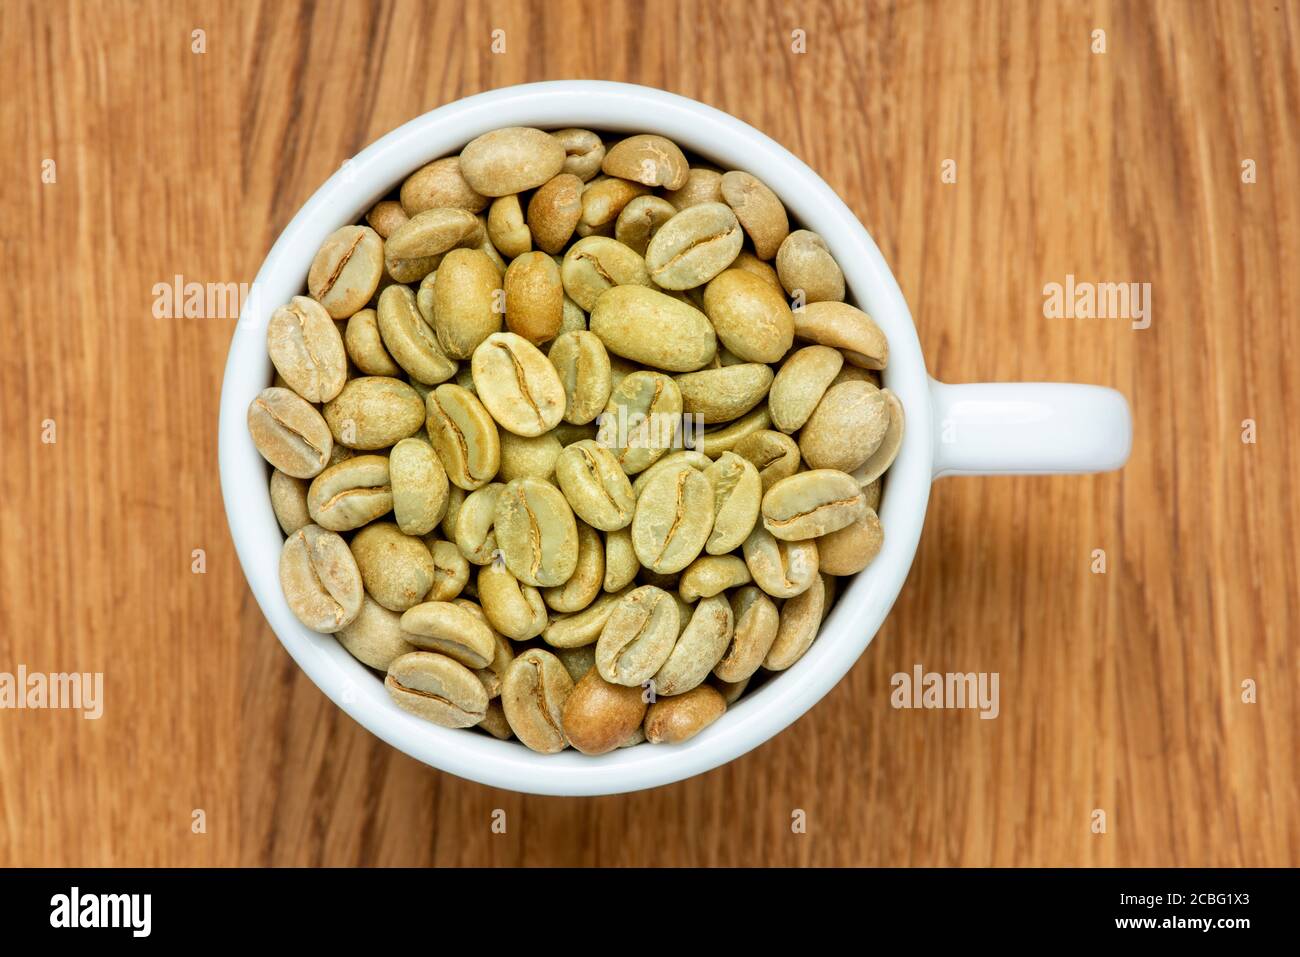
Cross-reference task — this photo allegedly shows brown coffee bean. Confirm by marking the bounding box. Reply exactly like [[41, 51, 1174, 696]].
[[644, 685, 726, 744], [562, 670, 649, 755]]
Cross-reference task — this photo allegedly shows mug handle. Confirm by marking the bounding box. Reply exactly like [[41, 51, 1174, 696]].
[[929, 379, 1132, 478]]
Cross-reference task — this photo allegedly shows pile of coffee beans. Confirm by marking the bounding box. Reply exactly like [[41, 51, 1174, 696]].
[[248, 127, 903, 754]]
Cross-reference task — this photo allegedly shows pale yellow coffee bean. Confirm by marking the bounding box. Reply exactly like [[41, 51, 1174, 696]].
[[542, 521, 604, 613], [598, 370, 684, 474], [703, 268, 794, 363], [664, 167, 723, 209], [560, 235, 653, 311], [487, 194, 532, 259], [440, 485, 466, 538], [775, 229, 845, 303], [542, 587, 632, 648], [831, 364, 882, 388], [455, 603, 513, 698], [471, 332, 566, 437], [701, 452, 762, 554], [377, 284, 458, 386], [713, 585, 779, 682], [424, 538, 470, 601], [580, 176, 651, 231], [679, 555, 752, 602], [762, 470, 867, 541], [644, 685, 726, 744], [308, 225, 384, 318], [504, 252, 564, 344], [323, 376, 425, 450], [595, 585, 679, 686], [674, 364, 773, 424], [432, 247, 504, 360], [720, 170, 789, 259], [557, 294, 587, 337], [862, 476, 882, 510], [400, 156, 488, 215], [326, 443, 355, 467], [501, 648, 574, 752], [794, 300, 889, 369], [729, 249, 783, 293], [742, 525, 819, 598], [552, 128, 605, 182], [603, 527, 638, 591], [590, 285, 717, 372], [555, 644, 597, 683], [631, 450, 711, 497], [602, 134, 689, 189], [800, 381, 889, 472], [817, 506, 883, 577], [549, 330, 612, 425], [389, 437, 449, 536], [561, 670, 649, 755], [527, 173, 584, 254], [476, 563, 548, 640], [734, 429, 801, 492], [270, 470, 311, 535], [494, 477, 579, 587], [764, 573, 826, 671], [248, 387, 333, 478], [280, 524, 363, 632], [454, 483, 505, 564], [345, 308, 403, 377], [384, 207, 482, 283], [851, 388, 903, 485], [336, 594, 415, 670], [307, 454, 393, 531], [497, 430, 562, 482], [400, 601, 497, 668], [367, 200, 410, 239], [477, 219, 509, 275], [460, 127, 566, 197], [425, 383, 501, 490], [554, 440, 636, 531], [699, 406, 773, 458], [614, 195, 677, 255], [386, 651, 487, 728], [644, 202, 743, 290], [632, 462, 715, 574], [769, 345, 844, 433], [267, 296, 347, 403], [351, 521, 436, 611], [653, 595, 733, 696]]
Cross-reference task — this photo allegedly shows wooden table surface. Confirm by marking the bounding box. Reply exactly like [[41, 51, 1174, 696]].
[[1, 0, 1296, 867]]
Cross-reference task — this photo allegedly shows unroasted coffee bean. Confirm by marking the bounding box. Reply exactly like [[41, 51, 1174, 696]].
[[595, 585, 679, 686], [555, 439, 636, 531], [549, 330, 612, 425], [323, 376, 426, 450], [742, 525, 819, 598], [377, 284, 457, 385], [644, 685, 726, 744], [793, 300, 889, 369], [764, 573, 826, 670], [351, 521, 436, 611], [487, 194, 531, 259], [307, 454, 393, 531], [632, 462, 715, 574], [555, 644, 597, 683], [816, 506, 884, 576], [614, 195, 677, 255], [270, 470, 311, 535], [308, 225, 384, 318], [699, 406, 773, 458], [775, 229, 844, 302], [367, 200, 410, 238], [389, 437, 449, 536], [589, 286, 717, 372], [476, 562, 548, 640], [543, 520, 604, 613], [552, 128, 605, 181], [851, 388, 904, 485], [653, 595, 732, 696], [799, 381, 889, 472], [248, 387, 333, 478], [431, 247, 504, 359], [714, 585, 780, 682], [580, 176, 652, 232], [494, 477, 579, 587], [768, 345, 844, 433], [664, 167, 723, 209], [501, 649, 573, 752], [543, 587, 631, 648], [385, 208, 482, 283], [599, 370, 684, 475], [425, 539, 470, 601], [386, 651, 488, 728], [734, 429, 801, 492], [562, 670, 649, 755], [603, 528, 638, 592], [400, 600, 497, 668], [720, 171, 788, 259], [453, 483, 504, 564], [702, 452, 762, 554], [674, 363, 773, 424], [644, 202, 743, 289], [630, 450, 711, 498], [472, 333, 566, 437], [459, 127, 566, 197], [560, 235, 653, 311], [527, 173, 584, 254], [678, 554, 752, 602], [400, 156, 488, 215], [425, 384, 501, 490], [602, 134, 690, 189], [702, 268, 794, 363], [761, 469, 867, 541], [267, 296, 347, 403], [280, 524, 364, 632], [345, 307, 403, 377], [336, 594, 415, 670], [504, 252, 564, 344], [497, 430, 562, 482]]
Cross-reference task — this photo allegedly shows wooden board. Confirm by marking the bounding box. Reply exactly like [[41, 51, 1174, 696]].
[[0, 0, 1296, 867]]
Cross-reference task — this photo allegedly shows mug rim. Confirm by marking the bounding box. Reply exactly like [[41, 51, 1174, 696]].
[[218, 80, 934, 795]]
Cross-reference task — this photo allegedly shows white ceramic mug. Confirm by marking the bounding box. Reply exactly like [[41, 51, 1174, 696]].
[[218, 81, 1132, 795]]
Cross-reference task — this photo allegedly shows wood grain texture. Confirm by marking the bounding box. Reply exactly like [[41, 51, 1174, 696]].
[[1, 0, 1296, 867]]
